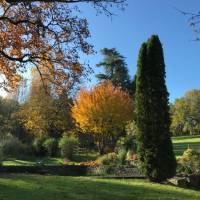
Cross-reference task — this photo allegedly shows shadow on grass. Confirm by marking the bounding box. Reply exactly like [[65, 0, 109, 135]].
[[0, 174, 199, 200], [3, 157, 64, 166]]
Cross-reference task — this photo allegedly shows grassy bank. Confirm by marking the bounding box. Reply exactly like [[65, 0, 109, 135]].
[[2, 151, 99, 166], [172, 135, 200, 156], [0, 174, 200, 200]]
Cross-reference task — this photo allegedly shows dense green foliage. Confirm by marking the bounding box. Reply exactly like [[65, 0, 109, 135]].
[[0, 174, 200, 200], [59, 134, 79, 160], [0, 134, 31, 159], [0, 97, 27, 142], [97, 152, 118, 165], [171, 90, 200, 136], [135, 35, 176, 182], [178, 148, 200, 175], [43, 138, 58, 157], [96, 48, 133, 94], [115, 125, 137, 164]]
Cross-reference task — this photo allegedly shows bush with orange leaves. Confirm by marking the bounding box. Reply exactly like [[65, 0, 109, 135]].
[[72, 82, 134, 154]]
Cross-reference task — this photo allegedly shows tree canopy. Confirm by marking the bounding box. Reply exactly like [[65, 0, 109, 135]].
[[96, 48, 131, 92], [171, 89, 200, 136], [0, 0, 126, 92], [72, 82, 134, 153], [16, 68, 73, 138]]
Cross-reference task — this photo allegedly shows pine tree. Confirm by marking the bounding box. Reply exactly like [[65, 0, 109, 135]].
[[96, 48, 132, 92], [135, 35, 176, 182]]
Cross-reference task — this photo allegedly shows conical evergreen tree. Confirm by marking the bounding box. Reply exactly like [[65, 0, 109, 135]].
[[135, 35, 177, 182], [96, 48, 131, 92]]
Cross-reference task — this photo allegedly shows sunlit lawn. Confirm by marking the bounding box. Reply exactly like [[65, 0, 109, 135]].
[[172, 135, 200, 156], [2, 151, 99, 166], [3, 157, 63, 166], [0, 174, 200, 200], [172, 135, 200, 144]]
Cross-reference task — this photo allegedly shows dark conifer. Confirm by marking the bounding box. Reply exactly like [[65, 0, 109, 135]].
[[135, 35, 176, 182]]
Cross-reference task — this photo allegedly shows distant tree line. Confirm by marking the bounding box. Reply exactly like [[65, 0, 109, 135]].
[[171, 89, 200, 136]]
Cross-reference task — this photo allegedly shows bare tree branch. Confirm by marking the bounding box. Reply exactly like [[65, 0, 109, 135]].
[[6, 0, 126, 4], [0, 0, 126, 93]]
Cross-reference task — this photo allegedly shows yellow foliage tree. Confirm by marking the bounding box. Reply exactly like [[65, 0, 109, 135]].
[[16, 68, 73, 138], [72, 82, 134, 154], [0, 0, 126, 92]]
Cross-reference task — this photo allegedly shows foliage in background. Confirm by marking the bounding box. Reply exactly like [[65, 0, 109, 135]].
[[125, 121, 137, 137], [171, 90, 200, 136], [33, 137, 46, 157], [96, 48, 132, 93], [0, 97, 28, 142], [43, 138, 58, 157], [135, 35, 176, 182], [97, 152, 118, 166], [178, 148, 200, 175], [59, 134, 79, 160], [115, 121, 137, 164], [16, 69, 73, 138], [72, 82, 134, 154], [0, 133, 31, 159], [0, 0, 126, 91]]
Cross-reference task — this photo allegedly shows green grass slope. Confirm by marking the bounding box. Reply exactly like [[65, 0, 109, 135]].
[[172, 135, 200, 156], [0, 174, 200, 200]]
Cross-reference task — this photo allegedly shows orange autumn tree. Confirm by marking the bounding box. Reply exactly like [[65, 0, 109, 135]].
[[72, 82, 134, 154], [0, 0, 126, 93]]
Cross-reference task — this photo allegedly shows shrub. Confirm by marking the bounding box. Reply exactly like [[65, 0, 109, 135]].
[[0, 133, 31, 159], [178, 148, 200, 175], [125, 121, 137, 136], [115, 134, 136, 164], [59, 135, 79, 160], [117, 149, 127, 165], [97, 152, 118, 166], [80, 161, 100, 167], [126, 150, 138, 162], [43, 138, 58, 157], [116, 135, 136, 152]]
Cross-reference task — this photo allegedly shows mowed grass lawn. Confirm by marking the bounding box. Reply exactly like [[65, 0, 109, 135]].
[[172, 135, 200, 156], [0, 174, 200, 200]]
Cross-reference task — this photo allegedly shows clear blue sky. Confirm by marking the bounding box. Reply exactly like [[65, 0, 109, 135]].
[[79, 0, 200, 102]]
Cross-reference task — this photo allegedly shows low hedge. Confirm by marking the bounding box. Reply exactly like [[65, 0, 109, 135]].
[[0, 165, 144, 177], [87, 165, 144, 178], [0, 165, 88, 176]]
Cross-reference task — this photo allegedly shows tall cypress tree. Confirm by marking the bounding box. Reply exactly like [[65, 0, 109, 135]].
[[135, 35, 176, 182]]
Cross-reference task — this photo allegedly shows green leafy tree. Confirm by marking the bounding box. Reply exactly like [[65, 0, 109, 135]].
[[0, 98, 18, 135], [96, 48, 133, 93], [171, 90, 200, 136], [0, 98, 28, 142], [135, 35, 176, 182]]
